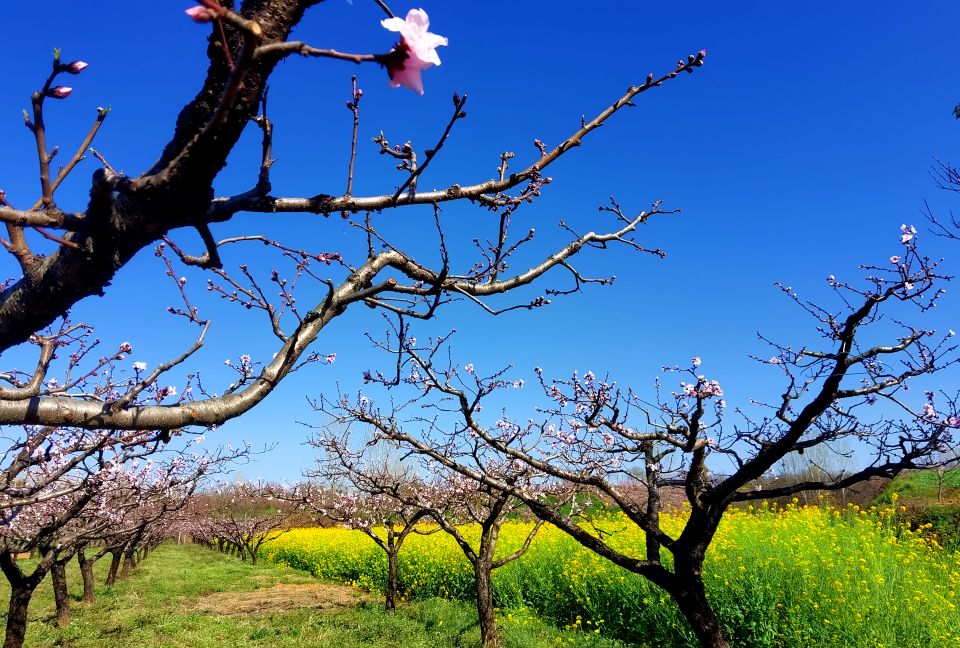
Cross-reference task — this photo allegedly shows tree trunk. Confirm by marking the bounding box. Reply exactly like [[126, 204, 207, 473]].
[[3, 585, 33, 648], [0, 551, 48, 648], [672, 575, 729, 648], [385, 550, 398, 611], [77, 550, 96, 604], [50, 560, 70, 628], [105, 550, 122, 586], [475, 558, 499, 648], [120, 550, 135, 579], [644, 444, 663, 563]]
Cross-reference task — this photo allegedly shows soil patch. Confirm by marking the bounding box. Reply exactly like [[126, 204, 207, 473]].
[[195, 582, 374, 616]]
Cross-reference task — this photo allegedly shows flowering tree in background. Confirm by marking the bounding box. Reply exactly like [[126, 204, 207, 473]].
[[295, 473, 434, 611], [186, 480, 295, 564], [0, 442, 245, 648], [325, 233, 959, 648], [310, 426, 556, 647]]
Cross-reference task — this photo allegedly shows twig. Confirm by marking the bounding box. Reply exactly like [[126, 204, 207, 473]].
[[28, 67, 58, 209], [31, 107, 110, 210], [250, 88, 274, 194], [215, 16, 234, 67], [88, 148, 116, 174], [254, 42, 378, 64], [391, 93, 468, 202], [373, 0, 395, 18], [32, 227, 79, 249], [210, 52, 708, 218], [345, 77, 362, 198]]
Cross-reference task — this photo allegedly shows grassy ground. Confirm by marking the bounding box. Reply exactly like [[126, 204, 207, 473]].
[[1, 543, 624, 648], [877, 468, 960, 549], [877, 467, 960, 505]]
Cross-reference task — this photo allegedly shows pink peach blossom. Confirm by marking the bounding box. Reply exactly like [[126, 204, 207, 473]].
[[381, 9, 448, 94]]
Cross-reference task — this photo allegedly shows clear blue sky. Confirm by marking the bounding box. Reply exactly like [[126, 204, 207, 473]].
[[1, 1, 958, 480]]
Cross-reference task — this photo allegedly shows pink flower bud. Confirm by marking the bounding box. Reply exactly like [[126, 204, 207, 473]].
[[47, 86, 73, 99], [65, 61, 88, 74], [185, 6, 215, 22]]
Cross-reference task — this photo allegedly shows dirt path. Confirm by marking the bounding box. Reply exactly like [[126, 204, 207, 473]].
[[195, 582, 374, 616]]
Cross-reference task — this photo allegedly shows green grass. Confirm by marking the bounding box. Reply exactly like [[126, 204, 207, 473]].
[[877, 467, 960, 504], [876, 468, 960, 549], [0, 544, 624, 648]]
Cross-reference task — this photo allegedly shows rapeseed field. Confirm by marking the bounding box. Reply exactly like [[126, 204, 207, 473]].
[[261, 498, 960, 647]]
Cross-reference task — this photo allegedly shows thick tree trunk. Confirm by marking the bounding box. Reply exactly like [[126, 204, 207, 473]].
[[105, 550, 122, 586], [672, 575, 729, 648], [475, 559, 499, 648], [3, 585, 33, 648], [77, 550, 96, 604], [385, 550, 398, 611], [50, 560, 70, 628], [0, 550, 48, 648]]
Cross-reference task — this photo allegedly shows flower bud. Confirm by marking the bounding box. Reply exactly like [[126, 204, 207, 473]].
[[47, 86, 73, 99], [185, 6, 215, 22], [65, 61, 88, 74]]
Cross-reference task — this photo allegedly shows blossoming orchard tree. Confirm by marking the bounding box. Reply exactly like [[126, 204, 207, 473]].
[[323, 232, 960, 648], [294, 472, 436, 610], [309, 424, 562, 646], [0, 3, 707, 635], [0, 442, 242, 648], [185, 480, 295, 564], [0, 0, 706, 440]]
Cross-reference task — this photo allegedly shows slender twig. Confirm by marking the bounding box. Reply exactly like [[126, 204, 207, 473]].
[[391, 93, 468, 202], [343, 77, 363, 218], [88, 148, 116, 174], [215, 17, 234, 68], [110, 321, 211, 412], [254, 42, 378, 64], [32, 227, 79, 249], [345, 77, 361, 198], [209, 53, 708, 218], [373, 0, 395, 18], [29, 70, 58, 208], [251, 88, 274, 194], [31, 107, 110, 210]]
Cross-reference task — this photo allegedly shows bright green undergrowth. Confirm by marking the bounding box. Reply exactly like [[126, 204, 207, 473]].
[[0, 544, 621, 648]]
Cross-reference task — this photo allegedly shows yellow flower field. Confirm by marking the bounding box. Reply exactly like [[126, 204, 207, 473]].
[[262, 500, 960, 647]]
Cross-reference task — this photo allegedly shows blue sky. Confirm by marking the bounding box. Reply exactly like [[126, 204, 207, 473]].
[[1, 1, 959, 480]]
